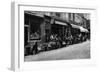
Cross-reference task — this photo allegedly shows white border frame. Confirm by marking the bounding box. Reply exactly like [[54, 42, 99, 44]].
[[11, 2, 97, 71]]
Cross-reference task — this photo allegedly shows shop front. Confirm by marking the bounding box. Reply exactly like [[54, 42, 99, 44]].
[[24, 13, 71, 56]]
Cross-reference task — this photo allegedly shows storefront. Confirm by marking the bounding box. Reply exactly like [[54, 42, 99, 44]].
[[24, 12, 71, 55]]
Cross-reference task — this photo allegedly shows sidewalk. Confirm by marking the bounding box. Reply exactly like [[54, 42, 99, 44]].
[[25, 41, 90, 61]]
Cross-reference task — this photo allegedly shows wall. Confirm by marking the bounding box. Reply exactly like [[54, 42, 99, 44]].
[[0, 0, 100, 73]]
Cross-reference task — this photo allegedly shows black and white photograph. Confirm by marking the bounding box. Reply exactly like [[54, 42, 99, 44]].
[[24, 11, 90, 61]]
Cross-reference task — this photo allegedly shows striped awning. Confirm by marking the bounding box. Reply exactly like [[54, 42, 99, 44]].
[[71, 24, 89, 32]]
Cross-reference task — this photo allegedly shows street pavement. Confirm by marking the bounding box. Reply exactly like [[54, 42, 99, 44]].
[[25, 40, 90, 61]]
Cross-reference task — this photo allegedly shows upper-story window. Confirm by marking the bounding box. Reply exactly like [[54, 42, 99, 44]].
[[56, 13, 61, 18]]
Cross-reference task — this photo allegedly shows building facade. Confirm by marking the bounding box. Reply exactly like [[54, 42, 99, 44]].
[[24, 11, 90, 56]]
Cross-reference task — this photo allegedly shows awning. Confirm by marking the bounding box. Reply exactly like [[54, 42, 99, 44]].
[[55, 20, 67, 25], [71, 24, 89, 33], [44, 15, 71, 26], [25, 11, 44, 18], [79, 27, 89, 32]]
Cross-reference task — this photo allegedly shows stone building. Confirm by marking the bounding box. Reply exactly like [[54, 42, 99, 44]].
[[68, 13, 90, 29]]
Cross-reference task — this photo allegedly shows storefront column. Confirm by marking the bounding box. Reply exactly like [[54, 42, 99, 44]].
[[40, 21, 46, 43]]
